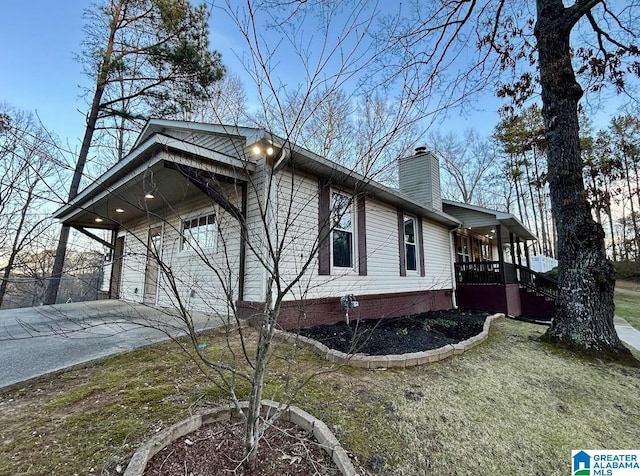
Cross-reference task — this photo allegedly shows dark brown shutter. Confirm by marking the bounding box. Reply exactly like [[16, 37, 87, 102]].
[[357, 194, 367, 276], [397, 208, 406, 276], [318, 180, 331, 275], [417, 217, 425, 277]]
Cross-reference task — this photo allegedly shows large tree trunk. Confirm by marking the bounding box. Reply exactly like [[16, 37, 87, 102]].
[[535, 0, 636, 364]]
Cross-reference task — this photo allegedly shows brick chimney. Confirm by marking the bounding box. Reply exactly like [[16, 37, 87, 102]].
[[398, 147, 442, 211]]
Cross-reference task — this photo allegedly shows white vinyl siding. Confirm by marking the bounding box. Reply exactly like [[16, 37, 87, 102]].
[[242, 161, 268, 301], [118, 223, 149, 303], [271, 169, 453, 302], [118, 189, 241, 316], [269, 168, 320, 298], [163, 130, 246, 157]]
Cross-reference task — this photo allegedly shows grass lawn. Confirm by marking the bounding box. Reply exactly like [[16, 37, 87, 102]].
[[1, 319, 639, 475], [615, 280, 640, 330]]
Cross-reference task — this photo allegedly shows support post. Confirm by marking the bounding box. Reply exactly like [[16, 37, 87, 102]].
[[496, 225, 505, 284]]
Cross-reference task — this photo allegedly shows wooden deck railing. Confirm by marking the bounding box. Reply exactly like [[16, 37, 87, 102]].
[[454, 261, 558, 300], [514, 264, 558, 300], [454, 261, 502, 284]]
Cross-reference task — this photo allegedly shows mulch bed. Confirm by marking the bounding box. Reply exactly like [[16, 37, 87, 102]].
[[298, 309, 488, 355], [144, 417, 339, 476]]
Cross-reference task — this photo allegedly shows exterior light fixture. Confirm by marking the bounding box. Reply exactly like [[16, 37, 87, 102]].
[[145, 193, 155, 199], [252, 145, 262, 155], [95, 217, 103, 223], [491, 229, 495, 233], [266, 146, 274, 155], [115, 208, 125, 213]]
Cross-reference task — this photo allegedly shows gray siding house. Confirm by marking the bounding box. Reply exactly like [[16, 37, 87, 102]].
[[55, 119, 554, 328]]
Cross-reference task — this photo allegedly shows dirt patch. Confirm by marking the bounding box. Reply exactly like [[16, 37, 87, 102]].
[[143, 418, 339, 476], [298, 310, 488, 355]]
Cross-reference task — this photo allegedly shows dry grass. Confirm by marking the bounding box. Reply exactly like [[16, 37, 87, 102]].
[[615, 280, 640, 330], [1, 319, 639, 475], [380, 323, 640, 475]]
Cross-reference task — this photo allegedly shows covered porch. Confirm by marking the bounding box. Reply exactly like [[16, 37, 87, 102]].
[[53, 132, 256, 304], [443, 201, 557, 322]]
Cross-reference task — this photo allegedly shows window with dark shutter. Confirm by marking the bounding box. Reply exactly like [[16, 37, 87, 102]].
[[331, 191, 354, 268], [398, 210, 424, 276], [404, 216, 417, 271]]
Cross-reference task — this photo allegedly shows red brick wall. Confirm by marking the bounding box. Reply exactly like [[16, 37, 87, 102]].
[[237, 289, 453, 330]]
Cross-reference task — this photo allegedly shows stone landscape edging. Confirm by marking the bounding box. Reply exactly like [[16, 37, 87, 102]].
[[124, 400, 359, 476], [275, 312, 505, 369]]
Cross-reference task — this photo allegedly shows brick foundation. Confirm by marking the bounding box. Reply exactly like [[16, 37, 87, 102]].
[[237, 289, 453, 330]]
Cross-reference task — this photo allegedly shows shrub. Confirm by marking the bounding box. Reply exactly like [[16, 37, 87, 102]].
[[613, 260, 640, 282]]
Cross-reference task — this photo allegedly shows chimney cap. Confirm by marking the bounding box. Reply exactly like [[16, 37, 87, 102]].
[[414, 146, 428, 155]]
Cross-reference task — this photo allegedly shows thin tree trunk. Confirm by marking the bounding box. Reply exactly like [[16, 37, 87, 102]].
[[621, 201, 629, 260], [535, 0, 635, 364], [0, 184, 38, 306], [43, 1, 122, 305], [244, 281, 280, 471], [622, 153, 640, 260], [533, 149, 550, 256], [523, 155, 542, 250], [631, 156, 640, 259], [604, 182, 618, 261]]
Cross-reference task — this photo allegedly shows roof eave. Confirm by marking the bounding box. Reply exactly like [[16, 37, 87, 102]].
[[284, 147, 461, 227], [54, 133, 255, 220]]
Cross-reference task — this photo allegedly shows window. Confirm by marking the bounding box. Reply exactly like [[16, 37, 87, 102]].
[[456, 233, 471, 262], [404, 215, 417, 271], [331, 192, 353, 268], [181, 213, 216, 251]]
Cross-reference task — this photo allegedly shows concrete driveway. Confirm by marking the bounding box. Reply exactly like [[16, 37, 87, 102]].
[[0, 300, 228, 390]]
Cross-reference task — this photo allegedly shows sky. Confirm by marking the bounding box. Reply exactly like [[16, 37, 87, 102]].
[[1, 1, 629, 160], [0, 0, 515, 156], [1, 1, 88, 148]]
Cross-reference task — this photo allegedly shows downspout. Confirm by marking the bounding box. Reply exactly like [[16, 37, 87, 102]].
[[238, 182, 248, 301], [449, 226, 461, 309], [107, 229, 118, 299]]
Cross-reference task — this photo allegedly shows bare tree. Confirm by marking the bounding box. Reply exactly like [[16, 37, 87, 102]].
[[376, 0, 639, 363], [0, 106, 63, 308], [211, 2, 436, 467], [51, 1, 457, 471], [273, 87, 421, 184], [169, 72, 250, 125], [428, 128, 498, 205]]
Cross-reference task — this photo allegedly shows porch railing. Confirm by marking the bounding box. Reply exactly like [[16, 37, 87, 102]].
[[455, 261, 502, 284], [514, 264, 558, 300], [454, 261, 557, 300]]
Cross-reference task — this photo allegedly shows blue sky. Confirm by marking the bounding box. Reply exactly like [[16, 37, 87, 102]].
[[0, 1, 512, 152], [1, 1, 88, 148], [2, 1, 624, 157]]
